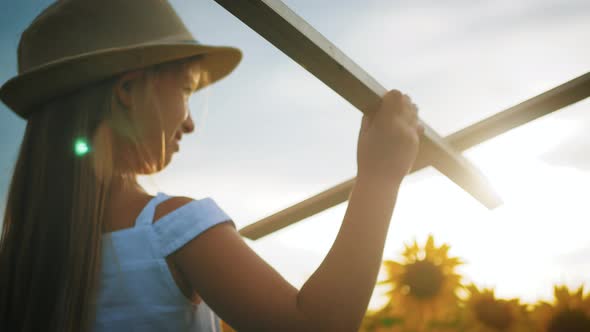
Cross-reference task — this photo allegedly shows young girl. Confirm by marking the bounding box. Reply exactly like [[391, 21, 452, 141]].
[[0, 0, 422, 331]]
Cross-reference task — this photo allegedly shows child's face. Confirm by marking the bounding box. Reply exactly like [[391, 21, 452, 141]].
[[117, 60, 200, 175], [150, 61, 199, 165]]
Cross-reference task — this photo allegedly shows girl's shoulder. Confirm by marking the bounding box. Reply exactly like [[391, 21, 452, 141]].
[[153, 195, 194, 224], [147, 193, 234, 258]]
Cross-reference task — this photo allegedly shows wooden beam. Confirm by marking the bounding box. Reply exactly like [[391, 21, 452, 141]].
[[214, 0, 501, 209], [239, 72, 590, 239], [446, 72, 590, 152]]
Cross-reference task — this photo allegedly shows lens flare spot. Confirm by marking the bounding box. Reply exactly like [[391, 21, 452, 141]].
[[74, 138, 90, 157]]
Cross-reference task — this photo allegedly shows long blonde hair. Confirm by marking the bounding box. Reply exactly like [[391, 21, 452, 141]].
[[0, 56, 205, 331]]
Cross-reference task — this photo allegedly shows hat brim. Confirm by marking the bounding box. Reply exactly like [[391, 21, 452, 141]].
[[0, 41, 242, 119]]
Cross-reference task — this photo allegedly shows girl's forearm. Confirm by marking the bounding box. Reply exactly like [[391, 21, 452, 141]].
[[296, 174, 402, 331]]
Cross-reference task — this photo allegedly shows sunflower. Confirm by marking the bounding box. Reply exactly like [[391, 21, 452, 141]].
[[530, 285, 590, 332], [379, 235, 463, 331], [461, 284, 531, 332]]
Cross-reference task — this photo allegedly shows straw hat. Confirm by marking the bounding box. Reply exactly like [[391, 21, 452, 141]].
[[0, 0, 242, 119]]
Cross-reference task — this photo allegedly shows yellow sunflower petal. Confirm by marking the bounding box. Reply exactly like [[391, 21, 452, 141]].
[[426, 234, 436, 252]]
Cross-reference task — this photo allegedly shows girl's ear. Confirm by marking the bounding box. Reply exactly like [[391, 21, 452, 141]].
[[114, 71, 144, 109]]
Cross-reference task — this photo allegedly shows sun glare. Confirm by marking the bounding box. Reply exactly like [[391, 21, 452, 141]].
[[383, 114, 590, 306]]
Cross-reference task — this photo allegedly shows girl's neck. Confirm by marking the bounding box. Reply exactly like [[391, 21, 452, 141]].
[[108, 175, 152, 212], [111, 175, 143, 194], [103, 175, 153, 233]]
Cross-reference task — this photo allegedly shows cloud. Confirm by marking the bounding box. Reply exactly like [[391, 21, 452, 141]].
[[540, 99, 590, 170], [542, 137, 590, 170], [253, 0, 590, 138], [342, 0, 590, 132], [555, 245, 590, 269]]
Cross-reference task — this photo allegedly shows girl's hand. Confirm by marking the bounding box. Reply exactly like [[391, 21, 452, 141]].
[[357, 90, 424, 183]]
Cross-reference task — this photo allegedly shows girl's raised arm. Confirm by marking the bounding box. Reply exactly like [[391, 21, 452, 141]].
[[170, 90, 422, 331]]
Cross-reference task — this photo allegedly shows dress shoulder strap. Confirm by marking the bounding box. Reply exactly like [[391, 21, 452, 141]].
[[134, 192, 172, 227], [151, 197, 234, 257]]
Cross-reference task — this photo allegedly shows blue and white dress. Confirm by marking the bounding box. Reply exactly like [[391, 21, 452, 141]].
[[94, 192, 233, 332]]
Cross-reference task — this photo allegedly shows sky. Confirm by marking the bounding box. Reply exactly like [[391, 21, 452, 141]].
[[1, 0, 589, 308]]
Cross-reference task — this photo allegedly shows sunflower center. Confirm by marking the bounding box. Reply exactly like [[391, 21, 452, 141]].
[[473, 298, 513, 330], [402, 260, 443, 299], [548, 309, 590, 332]]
